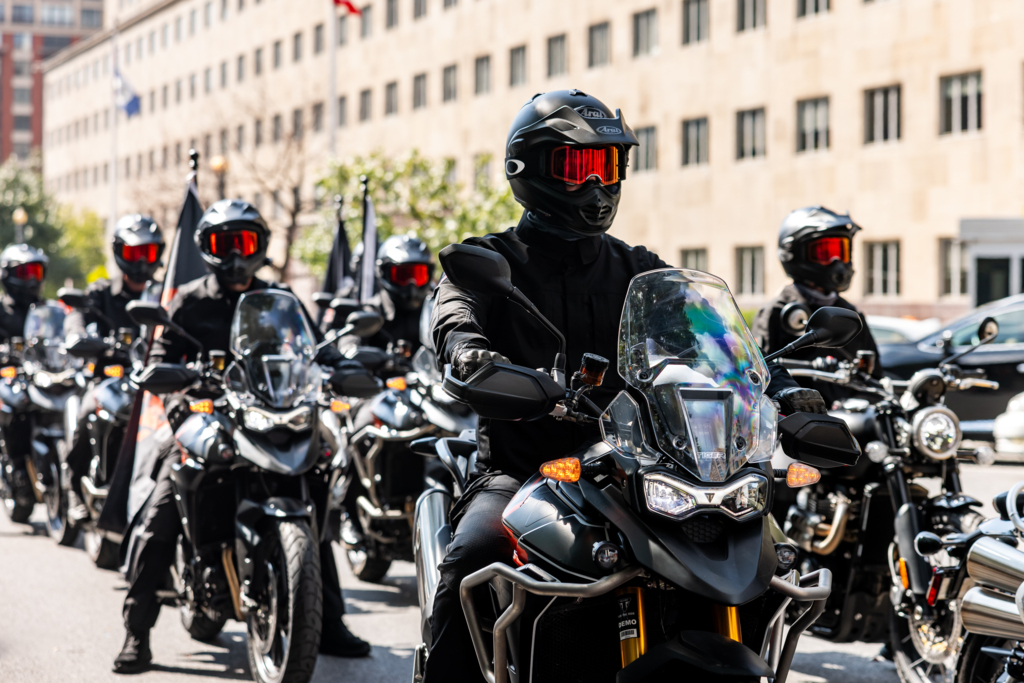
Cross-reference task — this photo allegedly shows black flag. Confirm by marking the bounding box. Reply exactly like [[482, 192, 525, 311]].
[[321, 197, 354, 298]]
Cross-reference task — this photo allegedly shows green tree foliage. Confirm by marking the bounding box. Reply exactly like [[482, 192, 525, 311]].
[[0, 157, 106, 298], [295, 150, 522, 281]]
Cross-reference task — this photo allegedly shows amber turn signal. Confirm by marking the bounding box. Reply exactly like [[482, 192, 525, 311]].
[[786, 462, 821, 488], [898, 558, 910, 590], [104, 364, 124, 379], [540, 457, 581, 483], [330, 399, 350, 413], [189, 399, 214, 414], [0, 366, 16, 379], [386, 377, 408, 391]]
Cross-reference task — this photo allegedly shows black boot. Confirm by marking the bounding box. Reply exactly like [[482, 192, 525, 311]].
[[113, 629, 152, 674], [320, 620, 371, 658]]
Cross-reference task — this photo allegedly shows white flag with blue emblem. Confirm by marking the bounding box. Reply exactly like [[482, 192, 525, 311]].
[[113, 68, 141, 118]]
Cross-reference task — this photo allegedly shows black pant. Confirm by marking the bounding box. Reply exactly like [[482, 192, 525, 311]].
[[66, 387, 98, 488], [122, 456, 348, 634], [423, 474, 520, 683]]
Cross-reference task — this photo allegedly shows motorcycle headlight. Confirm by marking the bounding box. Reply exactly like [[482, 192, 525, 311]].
[[243, 405, 313, 433], [243, 408, 275, 433], [912, 406, 961, 460], [642, 471, 768, 522]]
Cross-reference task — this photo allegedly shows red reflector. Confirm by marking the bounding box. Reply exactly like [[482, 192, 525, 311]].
[[549, 146, 620, 186], [926, 570, 942, 606], [806, 236, 851, 266], [121, 243, 159, 263]]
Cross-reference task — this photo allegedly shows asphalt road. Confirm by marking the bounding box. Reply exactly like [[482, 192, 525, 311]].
[[0, 462, 1018, 683]]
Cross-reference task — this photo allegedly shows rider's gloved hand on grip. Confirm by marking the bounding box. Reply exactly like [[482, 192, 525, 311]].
[[775, 387, 828, 415], [454, 347, 510, 380]]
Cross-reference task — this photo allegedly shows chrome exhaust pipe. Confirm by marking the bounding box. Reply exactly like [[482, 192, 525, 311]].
[[414, 487, 452, 644], [966, 536, 1024, 594], [961, 586, 1024, 640]]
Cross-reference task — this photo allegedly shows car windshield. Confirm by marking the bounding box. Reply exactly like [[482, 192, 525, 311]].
[[612, 269, 777, 482], [230, 290, 320, 409]]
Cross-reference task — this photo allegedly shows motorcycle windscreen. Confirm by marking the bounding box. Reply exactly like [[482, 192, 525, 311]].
[[616, 270, 776, 483], [230, 290, 321, 409], [25, 302, 68, 370]]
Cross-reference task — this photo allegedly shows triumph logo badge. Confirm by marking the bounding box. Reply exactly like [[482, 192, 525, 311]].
[[575, 106, 607, 119], [596, 125, 622, 135], [705, 493, 716, 502], [505, 159, 525, 176]]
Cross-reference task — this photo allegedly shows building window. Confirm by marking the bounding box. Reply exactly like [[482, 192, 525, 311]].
[[736, 108, 766, 159], [175, 79, 182, 103], [736, 247, 765, 295], [273, 40, 282, 68], [272, 114, 282, 142], [635, 126, 657, 171], [361, 5, 372, 38], [338, 95, 348, 127], [413, 73, 427, 109], [11, 4, 32, 23], [13, 60, 29, 76], [338, 15, 348, 45], [13, 88, 31, 104], [737, 0, 766, 31], [681, 248, 708, 271], [442, 65, 457, 102], [797, 97, 829, 152], [293, 32, 302, 62], [252, 119, 262, 147], [162, 84, 168, 108], [939, 239, 968, 297], [236, 125, 244, 151], [866, 241, 900, 296], [385, 82, 398, 114], [313, 23, 324, 54], [588, 22, 610, 68], [81, 8, 102, 27], [941, 71, 982, 134], [205, 1, 212, 27], [190, 9, 197, 34], [254, 48, 263, 75], [444, 0, 456, 7], [510, 46, 527, 87], [359, 89, 371, 121], [633, 9, 658, 57], [682, 117, 709, 166], [386, 0, 397, 28], [190, 73, 197, 98], [864, 85, 900, 143], [547, 34, 567, 77], [219, 129, 228, 154], [13, 115, 31, 131], [312, 102, 324, 131], [292, 108, 303, 139], [205, 67, 212, 93], [414, 0, 426, 19], [237, 55, 245, 82], [683, 0, 708, 44], [474, 56, 490, 95], [220, 61, 228, 88], [797, 0, 829, 16], [221, 0, 228, 20]]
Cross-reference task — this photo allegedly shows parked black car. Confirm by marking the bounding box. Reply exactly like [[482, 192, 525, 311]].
[[879, 294, 1024, 424]]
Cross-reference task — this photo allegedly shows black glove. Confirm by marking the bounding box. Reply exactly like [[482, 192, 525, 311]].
[[775, 387, 827, 415], [315, 343, 345, 367], [454, 346, 509, 380]]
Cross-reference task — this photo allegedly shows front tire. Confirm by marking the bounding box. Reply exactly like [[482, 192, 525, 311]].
[[247, 519, 322, 683], [85, 529, 120, 570], [45, 458, 78, 547], [346, 545, 392, 583]]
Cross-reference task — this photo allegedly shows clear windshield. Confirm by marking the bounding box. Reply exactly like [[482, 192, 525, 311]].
[[615, 269, 776, 482], [27, 302, 68, 370], [230, 290, 320, 409]]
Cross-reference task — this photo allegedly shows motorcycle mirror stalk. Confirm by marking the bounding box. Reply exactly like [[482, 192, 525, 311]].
[[58, 287, 119, 334], [438, 243, 568, 386], [762, 307, 863, 363], [316, 310, 384, 351], [126, 300, 205, 356]]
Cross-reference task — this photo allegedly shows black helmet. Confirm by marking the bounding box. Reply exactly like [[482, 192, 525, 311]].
[[376, 234, 434, 310], [113, 214, 165, 283], [195, 199, 270, 286], [778, 206, 861, 294], [0, 243, 47, 306], [504, 89, 639, 238]]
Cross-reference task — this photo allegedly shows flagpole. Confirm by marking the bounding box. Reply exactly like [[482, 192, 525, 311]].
[[328, 1, 337, 156], [109, 27, 119, 241]]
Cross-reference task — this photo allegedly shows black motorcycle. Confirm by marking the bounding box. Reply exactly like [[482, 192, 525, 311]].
[[127, 289, 344, 683], [777, 313, 1001, 683], [411, 245, 864, 683]]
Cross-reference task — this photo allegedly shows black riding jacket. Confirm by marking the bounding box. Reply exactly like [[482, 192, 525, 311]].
[[64, 277, 157, 339], [431, 214, 799, 481], [0, 295, 34, 342]]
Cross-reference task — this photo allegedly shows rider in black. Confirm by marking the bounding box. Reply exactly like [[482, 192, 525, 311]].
[[752, 206, 883, 408], [362, 234, 434, 354], [113, 200, 371, 673], [0, 243, 48, 515], [424, 90, 826, 681], [64, 215, 165, 521]]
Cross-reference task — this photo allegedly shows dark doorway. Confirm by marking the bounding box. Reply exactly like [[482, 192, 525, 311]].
[[976, 258, 1010, 305]]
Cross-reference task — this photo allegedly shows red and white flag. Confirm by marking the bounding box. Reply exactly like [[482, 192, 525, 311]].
[[334, 0, 362, 14]]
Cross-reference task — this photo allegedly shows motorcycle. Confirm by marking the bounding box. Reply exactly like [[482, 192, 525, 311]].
[[776, 310, 1001, 683], [57, 287, 146, 567], [411, 245, 864, 683], [126, 289, 350, 683], [0, 302, 80, 545]]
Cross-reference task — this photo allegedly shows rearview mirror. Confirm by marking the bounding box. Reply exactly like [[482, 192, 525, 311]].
[[312, 292, 334, 309], [126, 300, 170, 327], [978, 316, 999, 343], [438, 244, 515, 298], [57, 287, 90, 310], [66, 336, 111, 359], [346, 311, 383, 338], [805, 307, 862, 348]]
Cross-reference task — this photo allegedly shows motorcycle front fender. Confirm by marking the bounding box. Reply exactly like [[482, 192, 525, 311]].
[[235, 497, 316, 590], [618, 630, 773, 682]]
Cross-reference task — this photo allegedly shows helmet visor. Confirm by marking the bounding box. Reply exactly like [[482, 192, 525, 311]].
[[121, 243, 160, 264], [806, 236, 851, 266], [209, 229, 259, 258], [13, 263, 44, 281], [388, 263, 430, 287], [548, 146, 620, 186]]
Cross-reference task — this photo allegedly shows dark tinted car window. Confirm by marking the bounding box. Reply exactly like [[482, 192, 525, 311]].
[[950, 307, 1024, 346]]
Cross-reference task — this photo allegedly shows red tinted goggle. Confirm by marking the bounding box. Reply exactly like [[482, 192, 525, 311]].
[[807, 236, 851, 265], [13, 263, 44, 281], [548, 146, 620, 186], [121, 243, 160, 264], [388, 263, 430, 288], [209, 230, 259, 258]]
